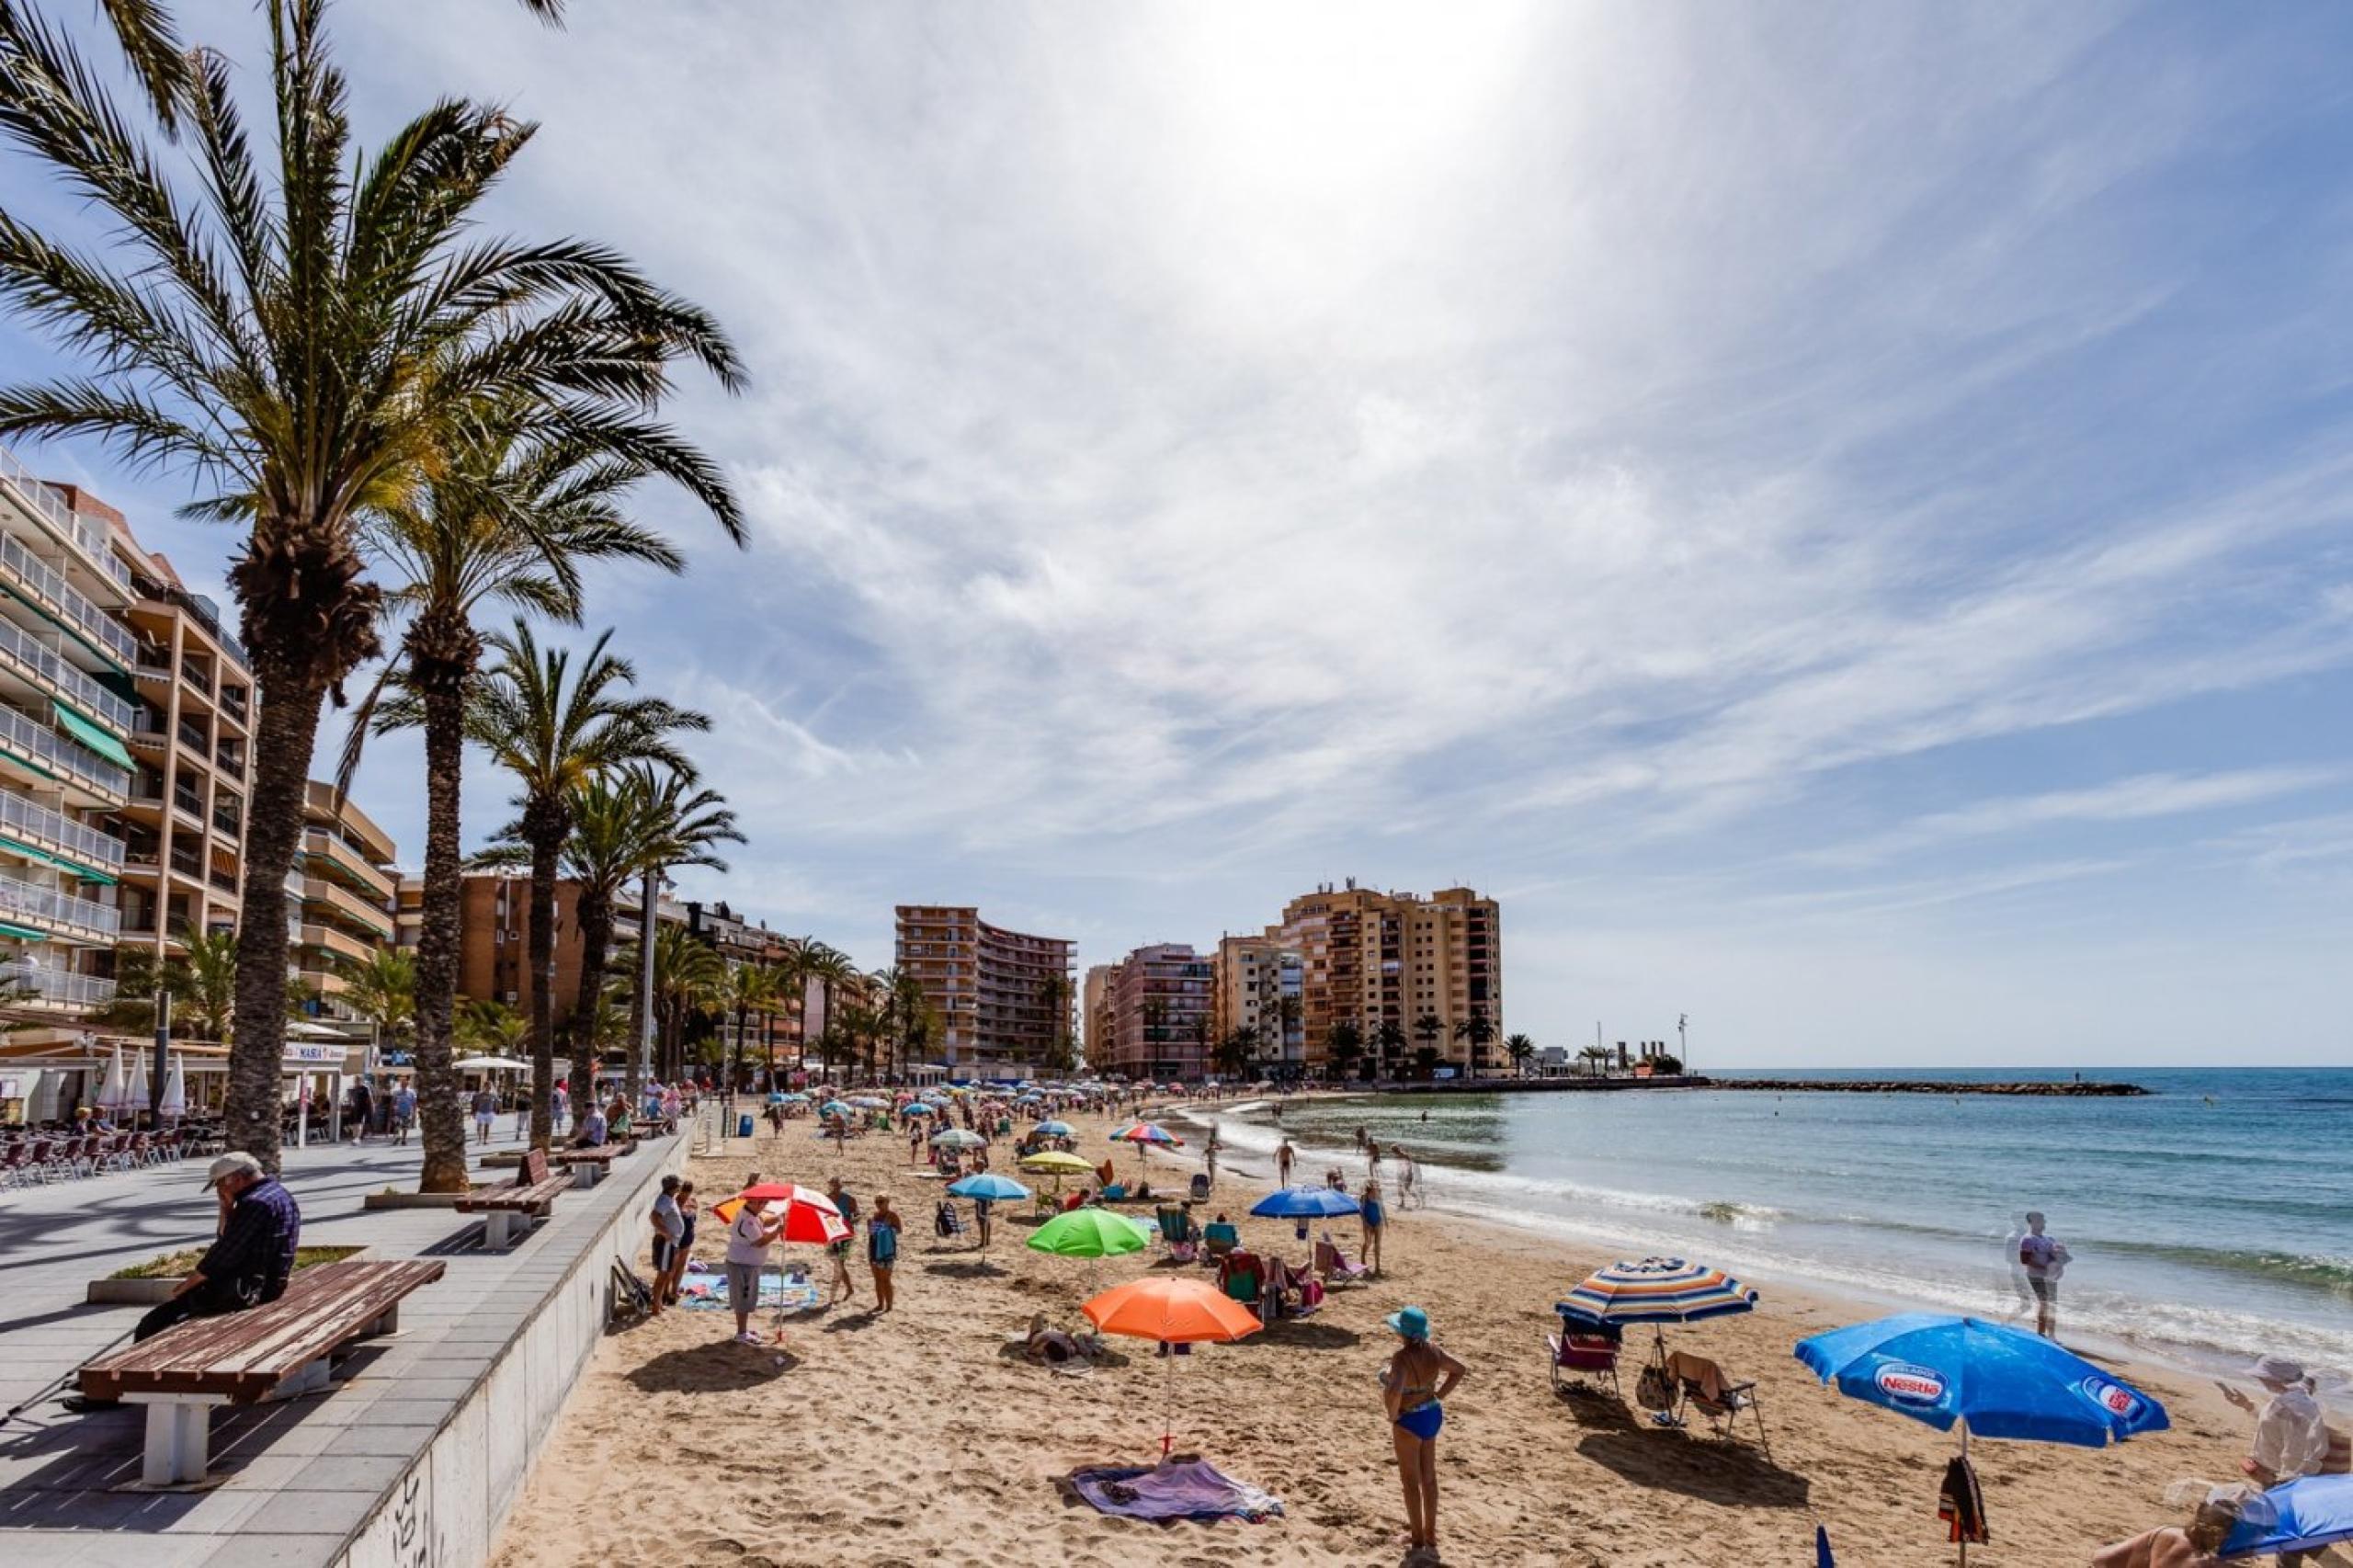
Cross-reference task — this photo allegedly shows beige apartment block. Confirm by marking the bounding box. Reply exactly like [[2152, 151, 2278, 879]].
[[292, 780, 397, 1018], [1095, 942, 1214, 1081], [894, 904, 1074, 1078], [1211, 934, 1306, 1077], [1265, 881, 1501, 1075]]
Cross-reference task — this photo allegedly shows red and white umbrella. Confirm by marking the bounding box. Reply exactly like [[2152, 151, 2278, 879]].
[[713, 1181, 848, 1244]]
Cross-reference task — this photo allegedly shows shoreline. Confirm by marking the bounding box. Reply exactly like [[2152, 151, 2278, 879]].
[[491, 1098, 2256, 1568]]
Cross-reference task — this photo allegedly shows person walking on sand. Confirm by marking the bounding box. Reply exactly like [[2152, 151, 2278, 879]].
[[825, 1176, 861, 1306], [1380, 1305, 1466, 1562], [1277, 1138, 1295, 1187], [725, 1197, 783, 1345], [1361, 1179, 1387, 1275], [2018, 1210, 2070, 1338], [869, 1194, 901, 1314], [649, 1175, 685, 1317]]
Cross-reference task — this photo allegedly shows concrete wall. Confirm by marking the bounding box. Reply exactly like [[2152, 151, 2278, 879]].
[[339, 1134, 688, 1568]]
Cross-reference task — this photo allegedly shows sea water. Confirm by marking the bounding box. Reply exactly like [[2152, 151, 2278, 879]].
[[1165, 1068, 2352, 1392]]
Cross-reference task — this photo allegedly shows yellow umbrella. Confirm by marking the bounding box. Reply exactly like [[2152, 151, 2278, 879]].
[[1018, 1151, 1093, 1175]]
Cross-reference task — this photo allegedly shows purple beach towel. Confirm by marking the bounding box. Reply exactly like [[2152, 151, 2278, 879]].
[[1068, 1460, 1284, 1523]]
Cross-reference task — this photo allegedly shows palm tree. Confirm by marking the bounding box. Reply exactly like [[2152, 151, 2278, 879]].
[[469, 624, 708, 1148], [335, 949, 415, 1050], [1372, 1018, 1409, 1080], [180, 928, 237, 1043], [1413, 1012, 1444, 1077], [456, 996, 529, 1056], [617, 924, 723, 1082], [0, 0, 743, 1165], [720, 962, 778, 1091], [1035, 973, 1074, 1076], [1412, 1045, 1441, 1081], [1214, 1027, 1256, 1080], [1451, 1010, 1497, 1078], [798, 943, 856, 1075], [354, 412, 709, 1191], [1504, 1031, 1536, 1077], [1326, 1019, 1364, 1083]]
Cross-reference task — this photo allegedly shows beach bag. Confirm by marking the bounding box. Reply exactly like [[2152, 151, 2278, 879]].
[[1635, 1362, 1675, 1413]]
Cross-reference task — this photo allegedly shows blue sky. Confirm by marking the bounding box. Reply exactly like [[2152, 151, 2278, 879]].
[[6, 2, 2351, 1065]]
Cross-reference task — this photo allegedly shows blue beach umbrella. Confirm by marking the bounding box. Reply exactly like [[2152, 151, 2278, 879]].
[[1035, 1119, 1074, 1137], [2222, 1475, 2353, 1561], [947, 1174, 1030, 1202], [818, 1100, 852, 1119], [902, 1103, 935, 1119], [1250, 1185, 1362, 1220], [1793, 1313, 2169, 1447]]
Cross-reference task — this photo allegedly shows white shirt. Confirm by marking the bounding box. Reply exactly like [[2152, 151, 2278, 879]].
[[2253, 1386, 2328, 1480], [725, 1208, 775, 1267], [651, 1193, 684, 1244]]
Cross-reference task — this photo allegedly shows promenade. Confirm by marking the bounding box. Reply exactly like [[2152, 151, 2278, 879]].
[[0, 1121, 684, 1568]]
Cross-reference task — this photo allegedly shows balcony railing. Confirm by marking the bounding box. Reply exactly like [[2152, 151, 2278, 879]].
[[212, 806, 241, 838], [0, 957, 116, 1007], [301, 830, 394, 899], [0, 613, 138, 732], [0, 868, 119, 939], [182, 663, 213, 697], [0, 527, 136, 666], [0, 787, 125, 873], [0, 701, 131, 798], [296, 922, 371, 963], [208, 867, 238, 893], [301, 876, 392, 937], [0, 441, 131, 590]]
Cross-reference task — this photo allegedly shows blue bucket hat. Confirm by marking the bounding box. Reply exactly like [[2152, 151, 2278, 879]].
[[1384, 1305, 1430, 1341]]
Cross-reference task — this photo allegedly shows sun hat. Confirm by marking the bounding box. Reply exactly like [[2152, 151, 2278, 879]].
[[1384, 1305, 1430, 1341], [2251, 1355, 2305, 1385], [202, 1152, 263, 1190]]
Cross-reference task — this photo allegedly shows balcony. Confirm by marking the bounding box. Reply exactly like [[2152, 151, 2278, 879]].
[[212, 805, 241, 840], [0, 957, 117, 1008], [0, 702, 130, 801], [295, 922, 373, 965], [301, 830, 394, 901], [0, 613, 138, 733], [171, 788, 204, 824], [215, 742, 244, 776], [301, 876, 392, 937], [0, 442, 131, 594], [181, 662, 213, 698], [0, 528, 135, 667], [0, 788, 125, 875], [0, 869, 119, 942]]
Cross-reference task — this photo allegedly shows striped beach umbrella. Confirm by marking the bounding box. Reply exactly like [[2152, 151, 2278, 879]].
[[1558, 1256, 1757, 1328]]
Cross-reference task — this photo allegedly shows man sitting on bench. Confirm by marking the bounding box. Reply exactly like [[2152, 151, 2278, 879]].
[[140, 1152, 301, 1341]]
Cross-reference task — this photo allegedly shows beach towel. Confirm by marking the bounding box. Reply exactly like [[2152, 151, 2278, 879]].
[[1938, 1453, 1989, 1544], [1068, 1460, 1284, 1523], [678, 1268, 821, 1313]]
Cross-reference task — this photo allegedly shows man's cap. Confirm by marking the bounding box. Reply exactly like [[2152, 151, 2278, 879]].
[[203, 1152, 264, 1190], [2252, 1355, 2305, 1384]]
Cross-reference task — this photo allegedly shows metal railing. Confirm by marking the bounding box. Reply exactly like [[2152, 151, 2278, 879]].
[[0, 614, 138, 732], [0, 958, 116, 1007], [0, 788, 126, 872], [0, 702, 131, 797], [0, 528, 136, 666], [0, 442, 131, 590], [0, 868, 119, 938]]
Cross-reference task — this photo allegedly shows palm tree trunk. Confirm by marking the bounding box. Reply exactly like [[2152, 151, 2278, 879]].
[[732, 1002, 747, 1090], [572, 886, 612, 1121], [524, 821, 561, 1151], [412, 674, 471, 1192], [224, 664, 326, 1170]]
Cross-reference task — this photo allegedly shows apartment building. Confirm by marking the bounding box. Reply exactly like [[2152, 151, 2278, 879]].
[[0, 452, 137, 1019], [113, 535, 254, 962], [1264, 881, 1502, 1076], [1095, 942, 1214, 1082], [893, 904, 1074, 1078], [1080, 962, 1115, 1074], [440, 868, 687, 1026], [291, 781, 397, 1019], [1211, 934, 1305, 1076]]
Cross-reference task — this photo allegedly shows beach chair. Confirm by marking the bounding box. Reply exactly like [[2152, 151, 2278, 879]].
[[934, 1199, 968, 1240], [1188, 1173, 1211, 1201], [1546, 1312, 1623, 1398], [1218, 1250, 1261, 1307], [1201, 1221, 1239, 1266], [1314, 1236, 1370, 1289], [1154, 1205, 1197, 1263], [1668, 1350, 1769, 1455]]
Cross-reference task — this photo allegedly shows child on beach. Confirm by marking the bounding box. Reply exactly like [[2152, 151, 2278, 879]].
[[1361, 1180, 1386, 1275], [869, 1195, 900, 1313]]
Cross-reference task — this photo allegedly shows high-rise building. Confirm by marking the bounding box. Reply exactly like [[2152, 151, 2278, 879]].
[[893, 904, 1074, 1077], [0, 455, 136, 1020], [1211, 934, 1304, 1077], [1096, 942, 1214, 1081], [291, 781, 397, 1019], [1080, 962, 1115, 1073], [110, 527, 255, 969], [432, 868, 687, 1027], [1261, 882, 1502, 1076]]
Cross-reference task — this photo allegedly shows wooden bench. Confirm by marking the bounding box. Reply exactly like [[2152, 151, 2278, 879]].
[[80, 1258, 446, 1485], [550, 1137, 637, 1187], [454, 1149, 571, 1248]]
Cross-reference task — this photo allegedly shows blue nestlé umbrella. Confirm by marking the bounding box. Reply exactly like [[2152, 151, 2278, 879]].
[[2222, 1475, 2353, 1560], [1249, 1185, 1362, 1220], [1794, 1313, 2169, 1447]]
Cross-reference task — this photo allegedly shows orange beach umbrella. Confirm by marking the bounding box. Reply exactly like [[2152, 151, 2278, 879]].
[[1082, 1276, 1262, 1459]]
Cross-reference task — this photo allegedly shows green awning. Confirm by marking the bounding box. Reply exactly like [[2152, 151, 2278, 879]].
[[0, 833, 118, 884], [0, 922, 49, 942], [50, 700, 134, 769]]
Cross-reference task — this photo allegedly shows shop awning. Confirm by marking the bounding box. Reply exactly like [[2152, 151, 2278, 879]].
[[51, 701, 135, 770]]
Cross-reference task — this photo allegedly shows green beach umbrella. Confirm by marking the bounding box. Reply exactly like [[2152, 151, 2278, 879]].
[[1027, 1209, 1154, 1258]]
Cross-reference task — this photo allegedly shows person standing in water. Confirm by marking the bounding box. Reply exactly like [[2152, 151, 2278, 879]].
[[1380, 1305, 1466, 1562], [2018, 1210, 2071, 1338], [1276, 1137, 1295, 1187]]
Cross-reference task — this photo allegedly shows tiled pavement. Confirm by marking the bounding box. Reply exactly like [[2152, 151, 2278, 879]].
[[0, 1123, 685, 1568]]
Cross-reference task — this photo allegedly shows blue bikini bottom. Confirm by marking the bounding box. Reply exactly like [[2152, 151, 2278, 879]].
[[1396, 1401, 1444, 1440]]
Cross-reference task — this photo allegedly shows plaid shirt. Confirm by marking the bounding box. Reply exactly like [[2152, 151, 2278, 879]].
[[197, 1177, 301, 1307]]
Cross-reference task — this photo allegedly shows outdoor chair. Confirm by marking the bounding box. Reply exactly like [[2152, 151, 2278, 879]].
[[1546, 1313, 1623, 1398], [1314, 1236, 1370, 1288], [1668, 1349, 1769, 1455], [1218, 1250, 1261, 1306], [1202, 1221, 1239, 1264], [1188, 1173, 1211, 1201], [0, 1141, 29, 1187]]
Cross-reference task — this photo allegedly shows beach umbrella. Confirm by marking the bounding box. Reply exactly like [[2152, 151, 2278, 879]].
[[712, 1181, 850, 1244], [2221, 1475, 2353, 1561], [1559, 1256, 1757, 1328], [847, 1096, 886, 1109], [96, 1044, 128, 1114], [947, 1174, 1029, 1202], [1027, 1208, 1154, 1258], [1251, 1183, 1362, 1241], [818, 1099, 852, 1119], [1034, 1118, 1074, 1137], [1083, 1276, 1263, 1458], [157, 1057, 187, 1119], [931, 1127, 985, 1149], [1019, 1149, 1095, 1195], [1795, 1313, 2167, 1565], [901, 1103, 935, 1118], [124, 1051, 150, 1119], [1111, 1122, 1182, 1145]]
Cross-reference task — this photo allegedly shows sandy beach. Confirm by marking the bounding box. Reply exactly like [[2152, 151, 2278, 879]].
[[488, 1102, 2278, 1567]]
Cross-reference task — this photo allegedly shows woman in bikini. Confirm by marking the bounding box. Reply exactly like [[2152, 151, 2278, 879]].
[[1379, 1305, 1467, 1561]]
